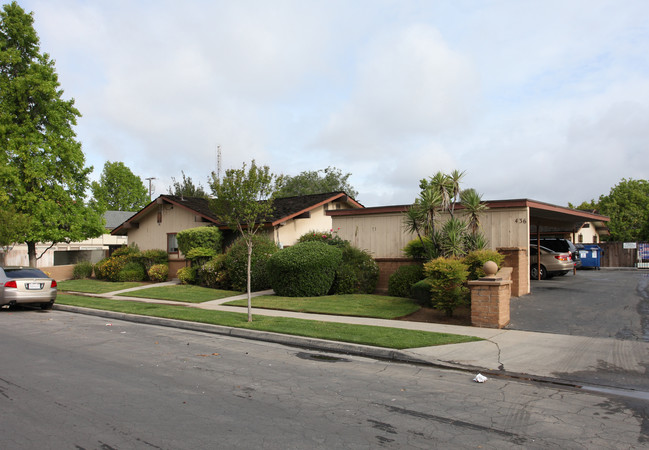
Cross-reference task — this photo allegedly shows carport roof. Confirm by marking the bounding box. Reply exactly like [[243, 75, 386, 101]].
[[327, 198, 610, 234]]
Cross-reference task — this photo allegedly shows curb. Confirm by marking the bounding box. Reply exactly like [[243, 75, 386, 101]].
[[52, 304, 593, 391]]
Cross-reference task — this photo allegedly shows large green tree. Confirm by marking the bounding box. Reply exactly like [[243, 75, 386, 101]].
[[91, 161, 149, 211], [0, 1, 104, 266], [168, 170, 208, 198], [276, 166, 358, 199], [572, 178, 649, 242], [209, 160, 280, 321]]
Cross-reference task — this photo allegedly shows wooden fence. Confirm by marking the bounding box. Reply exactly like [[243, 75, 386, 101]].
[[598, 242, 648, 267]]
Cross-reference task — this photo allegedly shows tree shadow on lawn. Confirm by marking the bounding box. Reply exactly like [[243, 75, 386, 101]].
[[398, 306, 471, 326]]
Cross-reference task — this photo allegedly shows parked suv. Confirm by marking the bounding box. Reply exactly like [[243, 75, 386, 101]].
[[530, 238, 581, 268]]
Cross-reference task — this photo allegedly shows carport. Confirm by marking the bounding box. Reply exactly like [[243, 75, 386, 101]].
[[486, 199, 610, 286]]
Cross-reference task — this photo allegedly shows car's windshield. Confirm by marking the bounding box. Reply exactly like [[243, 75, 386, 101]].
[[3, 268, 48, 278]]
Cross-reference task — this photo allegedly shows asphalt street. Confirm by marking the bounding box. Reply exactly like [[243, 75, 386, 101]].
[[1, 309, 648, 449]]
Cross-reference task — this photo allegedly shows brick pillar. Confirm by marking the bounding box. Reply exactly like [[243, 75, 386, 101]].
[[497, 247, 528, 297], [468, 276, 512, 329]]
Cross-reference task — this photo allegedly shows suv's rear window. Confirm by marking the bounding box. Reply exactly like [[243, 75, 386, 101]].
[[3, 268, 48, 278]]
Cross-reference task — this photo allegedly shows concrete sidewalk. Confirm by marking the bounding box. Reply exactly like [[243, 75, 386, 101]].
[[60, 283, 649, 393]]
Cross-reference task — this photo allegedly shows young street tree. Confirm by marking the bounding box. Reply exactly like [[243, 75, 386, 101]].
[[276, 166, 358, 199], [0, 2, 104, 266], [90, 161, 149, 211], [209, 160, 280, 322]]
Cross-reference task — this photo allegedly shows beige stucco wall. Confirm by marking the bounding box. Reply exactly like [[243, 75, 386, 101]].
[[126, 205, 209, 259], [574, 222, 601, 244], [332, 207, 532, 258], [273, 204, 334, 247], [1, 234, 128, 268]]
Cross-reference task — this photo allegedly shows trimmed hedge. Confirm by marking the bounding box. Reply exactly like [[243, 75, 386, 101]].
[[388, 264, 424, 298], [225, 235, 279, 291], [72, 261, 93, 279], [118, 261, 146, 282], [410, 278, 433, 306], [177, 227, 222, 255], [267, 241, 343, 297]]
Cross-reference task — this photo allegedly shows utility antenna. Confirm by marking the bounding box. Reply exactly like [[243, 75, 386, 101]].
[[216, 145, 222, 182], [145, 177, 156, 200]]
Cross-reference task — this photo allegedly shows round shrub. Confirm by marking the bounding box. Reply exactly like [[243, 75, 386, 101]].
[[388, 264, 424, 298], [267, 241, 342, 297], [424, 257, 469, 316], [148, 264, 169, 282], [118, 261, 146, 282], [330, 246, 379, 295], [137, 249, 168, 273], [72, 261, 93, 279], [225, 235, 279, 291], [410, 279, 433, 306], [186, 247, 218, 268], [463, 249, 505, 280], [176, 266, 196, 285], [198, 255, 229, 289]]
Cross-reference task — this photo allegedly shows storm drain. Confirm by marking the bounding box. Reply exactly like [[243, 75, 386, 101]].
[[295, 352, 350, 363]]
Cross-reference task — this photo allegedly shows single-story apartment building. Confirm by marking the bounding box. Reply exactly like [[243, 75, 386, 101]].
[[327, 199, 610, 296], [111, 192, 363, 276]]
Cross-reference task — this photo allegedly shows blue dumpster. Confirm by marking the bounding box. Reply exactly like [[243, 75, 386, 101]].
[[579, 244, 602, 269]]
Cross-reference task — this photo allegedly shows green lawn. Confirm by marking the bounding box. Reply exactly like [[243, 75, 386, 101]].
[[56, 294, 482, 349], [58, 279, 147, 294], [118, 285, 241, 303], [224, 294, 421, 319]]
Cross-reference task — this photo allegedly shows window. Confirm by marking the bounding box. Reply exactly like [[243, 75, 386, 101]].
[[167, 233, 179, 253]]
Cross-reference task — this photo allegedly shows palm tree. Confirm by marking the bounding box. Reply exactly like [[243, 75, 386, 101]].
[[460, 188, 488, 235], [428, 172, 452, 215], [448, 169, 465, 217]]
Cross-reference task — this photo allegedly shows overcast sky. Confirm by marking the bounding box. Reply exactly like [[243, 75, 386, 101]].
[[19, 0, 649, 207]]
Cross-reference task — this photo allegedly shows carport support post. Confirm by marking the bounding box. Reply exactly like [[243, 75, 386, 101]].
[[468, 269, 512, 328]]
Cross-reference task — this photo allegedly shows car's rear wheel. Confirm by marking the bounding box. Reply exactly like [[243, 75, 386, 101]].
[[40, 302, 53, 310], [530, 265, 547, 280]]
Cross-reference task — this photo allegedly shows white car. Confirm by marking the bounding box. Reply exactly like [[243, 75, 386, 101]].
[[0, 266, 57, 309]]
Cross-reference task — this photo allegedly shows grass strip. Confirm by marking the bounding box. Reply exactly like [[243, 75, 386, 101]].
[[58, 279, 147, 294], [56, 294, 482, 350], [224, 294, 421, 319], [117, 285, 242, 303]]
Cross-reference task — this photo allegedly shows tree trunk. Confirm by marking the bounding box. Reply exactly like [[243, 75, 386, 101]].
[[247, 239, 253, 322], [27, 241, 37, 267]]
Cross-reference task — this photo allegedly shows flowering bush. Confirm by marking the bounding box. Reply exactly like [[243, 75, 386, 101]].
[[176, 266, 196, 285], [97, 255, 129, 281], [297, 229, 347, 249], [198, 255, 229, 289], [148, 264, 169, 282]]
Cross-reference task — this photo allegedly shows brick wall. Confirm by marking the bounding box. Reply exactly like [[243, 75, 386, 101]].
[[468, 268, 512, 329], [374, 258, 421, 294]]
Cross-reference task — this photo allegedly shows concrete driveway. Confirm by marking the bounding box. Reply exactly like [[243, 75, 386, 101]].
[[508, 268, 649, 341]]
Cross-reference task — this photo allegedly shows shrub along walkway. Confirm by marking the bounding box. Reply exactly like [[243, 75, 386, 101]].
[[60, 280, 649, 393]]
